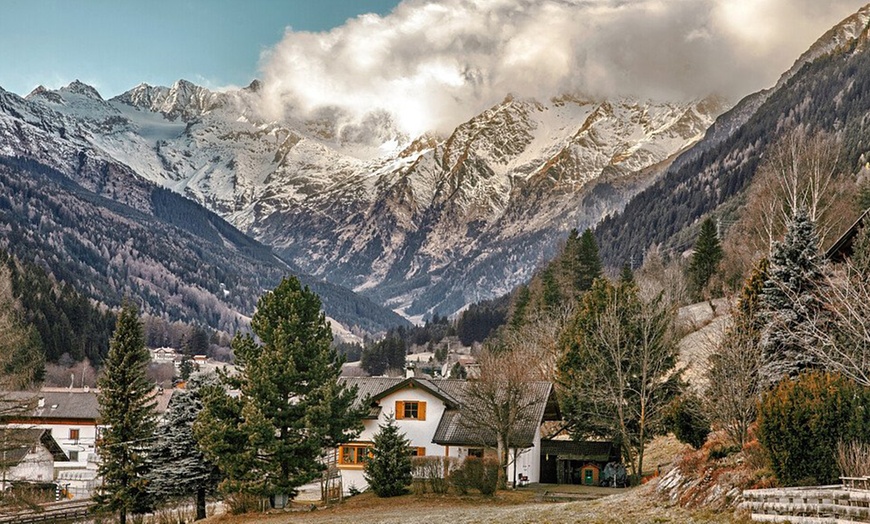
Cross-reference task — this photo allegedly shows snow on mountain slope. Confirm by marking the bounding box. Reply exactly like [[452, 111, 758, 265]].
[[9, 78, 726, 318]]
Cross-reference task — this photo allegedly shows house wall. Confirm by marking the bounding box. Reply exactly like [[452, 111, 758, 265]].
[[2, 446, 55, 489], [340, 385, 452, 492], [6, 420, 98, 470]]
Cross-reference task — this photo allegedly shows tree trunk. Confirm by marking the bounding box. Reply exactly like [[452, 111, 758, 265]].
[[196, 487, 206, 521], [119, 508, 126, 524], [497, 436, 507, 490]]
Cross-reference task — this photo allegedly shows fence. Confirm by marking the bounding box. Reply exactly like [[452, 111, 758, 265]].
[[0, 499, 91, 524], [742, 481, 870, 523]]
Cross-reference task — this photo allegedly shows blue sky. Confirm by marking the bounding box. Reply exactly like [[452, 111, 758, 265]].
[[0, 0, 401, 97]]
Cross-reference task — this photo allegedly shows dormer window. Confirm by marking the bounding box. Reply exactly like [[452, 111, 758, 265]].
[[395, 401, 426, 421]]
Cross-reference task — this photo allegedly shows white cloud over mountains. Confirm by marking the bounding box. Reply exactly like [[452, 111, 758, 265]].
[[258, 0, 868, 136]]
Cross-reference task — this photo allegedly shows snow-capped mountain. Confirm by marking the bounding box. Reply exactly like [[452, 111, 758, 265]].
[[2, 76, 727, 318]]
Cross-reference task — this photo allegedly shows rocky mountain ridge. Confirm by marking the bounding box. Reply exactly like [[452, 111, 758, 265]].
[[0, 87, 408, 333], [5, 77, 726, 318]]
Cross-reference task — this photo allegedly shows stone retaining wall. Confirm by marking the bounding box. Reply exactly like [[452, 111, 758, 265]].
[[742, 485, 870, 523]]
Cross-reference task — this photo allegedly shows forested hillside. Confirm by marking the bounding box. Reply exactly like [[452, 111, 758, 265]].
[[595, 32, 870, 269], [0, 156, 408, 335]]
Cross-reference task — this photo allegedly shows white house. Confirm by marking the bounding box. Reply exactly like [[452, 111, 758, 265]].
[[0, 428, 68, 491], [4, 389, 101, 473], [333, 377, 559, 493], [2, 387, 174, 498]]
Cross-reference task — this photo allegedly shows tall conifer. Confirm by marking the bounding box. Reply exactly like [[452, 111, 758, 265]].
[[95, 303, 156, 524], [197, 276, 363, 502], [760, 209, 825, 383], [686, 217, 723, 300]]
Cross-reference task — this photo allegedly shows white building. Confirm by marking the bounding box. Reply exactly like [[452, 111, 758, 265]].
[[4, 389, 101, 474], [334, 377, 559, 493], [0, 428, 67, 491]]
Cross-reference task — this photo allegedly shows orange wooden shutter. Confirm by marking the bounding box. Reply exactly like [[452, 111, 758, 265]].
[[395, 401, 405, 419], [417, 447, 426, 456], [418, 401, 426, 421]]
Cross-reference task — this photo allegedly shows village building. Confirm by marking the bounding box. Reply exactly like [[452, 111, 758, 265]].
[[0, 428, 67, 491], [825, 207, 869, 262], [149, 347, 179, 364], [1, 386, 174, 498], [332, 376, 561, 493]]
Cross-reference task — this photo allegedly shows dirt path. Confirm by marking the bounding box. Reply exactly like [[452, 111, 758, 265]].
[[203, 485, 750, 524]]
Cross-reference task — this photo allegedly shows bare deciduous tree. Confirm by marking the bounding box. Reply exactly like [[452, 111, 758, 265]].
[[704, 316, 764, 447], [495, 305, 574, 382], [459, 346, 543, 489], [559, 279, 680, 480], [796, 262, 870, 387], [755, 129, 841, 246]]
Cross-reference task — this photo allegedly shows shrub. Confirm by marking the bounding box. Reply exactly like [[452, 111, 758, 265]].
[[665, 394, 711, 449], [411, 456, 453, 495], [758, 372, 870, 486], [449, 457, 499, 496], [223, 491, 264, 515]]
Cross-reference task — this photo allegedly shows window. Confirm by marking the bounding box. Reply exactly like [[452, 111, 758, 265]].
[[69, 429, 80, 442], [408, 446, 426, 457], [68, 450, 79, 462], [395, 401, 426, 421], [338, 444, 372, 466], [467, 448, 484, 458]]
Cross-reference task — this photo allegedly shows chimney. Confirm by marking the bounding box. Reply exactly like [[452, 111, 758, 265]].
[[37, 396, 45, 408], [405, 365, 415, 379]]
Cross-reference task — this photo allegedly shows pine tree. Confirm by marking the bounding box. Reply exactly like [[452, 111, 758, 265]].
[[686, 217, 723, 300], [148, 375, 220, 520], [95, 303, 157, 524], [759, 209, 825, 384], [196, 276, 363, 502], [576, 229, 604, 293], [540, 265, 561, 310], [364, 415, 412, 497]]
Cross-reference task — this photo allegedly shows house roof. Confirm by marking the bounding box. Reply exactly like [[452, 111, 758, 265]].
[[340, 377, 558, 449], [3, 386, 173, 422], [432, 381, 555, 448], [339, 377, 462, 410], [2, 390, 101, 421], [826, 207, 869, 263], [0, 428, 68, 466], [540, 440, 619, 463]]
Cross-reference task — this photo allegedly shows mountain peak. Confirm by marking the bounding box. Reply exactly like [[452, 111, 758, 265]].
[[24, 85, 65, 104], [245, 79, 263, 93], [60, 80, 103, 100], [777, 4, 870, 90]]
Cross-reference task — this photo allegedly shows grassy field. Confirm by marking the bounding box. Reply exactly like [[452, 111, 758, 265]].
[[200, 483, 751, 524]]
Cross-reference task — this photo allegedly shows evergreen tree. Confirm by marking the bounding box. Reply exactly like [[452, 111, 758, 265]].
[[509, 285, 531, 328], [364, 416, 412, 497], [686, 217, 723, 300], [851, 225, 870, 276], [196, 277, 363, 502], [760, 209, 825, 384], [178, 355, 194, 381], [540, 265, 561, 310], [360, 335, 406, 376], [575, 229, 604, 294], [95, 303, 157, 524], [148, 375, 220, 520]]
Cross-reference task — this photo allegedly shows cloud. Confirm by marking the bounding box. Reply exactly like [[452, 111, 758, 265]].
[[258, 0, 868, 137]]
